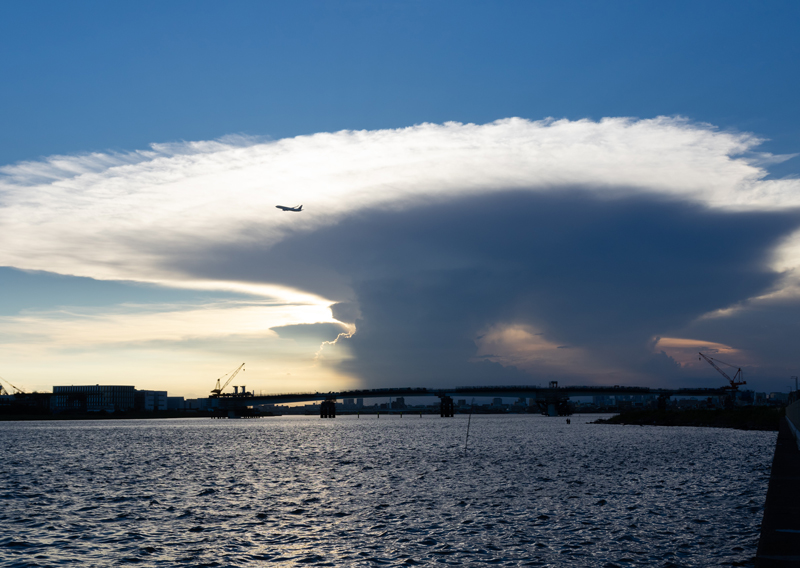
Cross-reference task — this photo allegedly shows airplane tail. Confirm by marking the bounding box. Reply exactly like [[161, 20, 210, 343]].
[[298, 205, 303, 211]]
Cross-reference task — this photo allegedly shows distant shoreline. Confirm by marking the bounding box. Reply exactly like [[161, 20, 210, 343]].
[[0, 410, 214, 421], [592, 407, 783, 431], [0, 410, 285, 421]]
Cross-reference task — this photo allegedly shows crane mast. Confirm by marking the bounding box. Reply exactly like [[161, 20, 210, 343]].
[[698, 352, 746, 391], [210, 363, 245, 397]]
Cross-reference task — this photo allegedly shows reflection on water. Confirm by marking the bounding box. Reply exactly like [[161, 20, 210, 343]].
[[0, 415, 773, 566]]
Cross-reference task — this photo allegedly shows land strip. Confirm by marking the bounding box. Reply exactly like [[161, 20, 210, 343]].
[[756, 417, 800, 567], [593, 407, 782, 431]]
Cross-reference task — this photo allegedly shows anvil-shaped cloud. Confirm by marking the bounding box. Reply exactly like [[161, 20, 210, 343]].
[[2, 117, 799, 391]]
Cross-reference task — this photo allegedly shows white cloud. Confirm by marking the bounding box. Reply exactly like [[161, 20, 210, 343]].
[[2, 117, 798, 291]]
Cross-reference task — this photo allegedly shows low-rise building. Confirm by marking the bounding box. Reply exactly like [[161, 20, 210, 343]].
[[135, 390, 168, 411], [184, 398, 211, 411], [593, 395, 614, 407], [52, 385, 135, 412], [769, 392, 789, 403]]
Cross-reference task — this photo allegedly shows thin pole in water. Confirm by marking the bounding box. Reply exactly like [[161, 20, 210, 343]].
[[464, 412, 472, 456]]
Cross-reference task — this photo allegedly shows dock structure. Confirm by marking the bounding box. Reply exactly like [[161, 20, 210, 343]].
[[210, 383, 729, 418], [757, 399, 800, 567]]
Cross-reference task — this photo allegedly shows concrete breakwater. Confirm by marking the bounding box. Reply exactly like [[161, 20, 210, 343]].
[[592, 406, 783, 431], [756, 399, 800, 567]]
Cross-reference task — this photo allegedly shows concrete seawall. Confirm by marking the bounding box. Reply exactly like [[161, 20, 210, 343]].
[[785, 400, 800, 451], [756, 400, 800, 567]]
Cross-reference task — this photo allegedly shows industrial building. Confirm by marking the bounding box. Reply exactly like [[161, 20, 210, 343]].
[[135, 390, 168, 411], [52, 385, 136, 412]]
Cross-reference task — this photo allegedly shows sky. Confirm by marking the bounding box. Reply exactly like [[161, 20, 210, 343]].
[[1, 1, 799, 397]]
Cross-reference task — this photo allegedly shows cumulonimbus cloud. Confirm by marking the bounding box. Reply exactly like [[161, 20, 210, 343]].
[[3, 117, 800, 390], [2, 116, 798, 291]]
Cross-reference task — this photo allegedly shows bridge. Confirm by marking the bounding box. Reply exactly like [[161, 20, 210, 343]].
[[210, 382, 730, 417]]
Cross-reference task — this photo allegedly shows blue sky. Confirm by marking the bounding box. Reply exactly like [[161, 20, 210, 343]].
[[3, 1, 799, 163], [1, 1, 799, 396]]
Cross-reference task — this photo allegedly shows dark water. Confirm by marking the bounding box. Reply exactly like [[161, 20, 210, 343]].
[[0, 415, 774, 567]]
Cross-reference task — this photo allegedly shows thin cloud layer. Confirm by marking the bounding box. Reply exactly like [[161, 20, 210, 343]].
[[2, 117, 800, 390]]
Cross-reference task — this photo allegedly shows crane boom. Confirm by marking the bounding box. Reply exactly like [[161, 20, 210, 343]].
[[698, 352, 732, 382], [0, 375, 26, 394], [698, 352, 746, 390], [210, 363, 245, 397]]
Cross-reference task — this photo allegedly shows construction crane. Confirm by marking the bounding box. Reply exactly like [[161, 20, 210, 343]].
[[0, 375, 27, 395], [210, 363, 245, 397], [698, 352, 746, 391]]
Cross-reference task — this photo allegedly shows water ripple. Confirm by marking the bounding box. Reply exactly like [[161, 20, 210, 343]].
[[0, 415, 773, 566]]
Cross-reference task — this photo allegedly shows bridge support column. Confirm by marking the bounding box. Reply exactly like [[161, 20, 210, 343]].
[[320, 400, 336, 418], [439, 395, 454, 417], [536, 397, 572, 417]]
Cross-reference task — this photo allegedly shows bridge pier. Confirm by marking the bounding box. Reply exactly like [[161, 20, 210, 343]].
[[533, 381, 573, 416], [439, 395, 455, 417], [320, 399, 336, 418], [536, 399, 572, 416]]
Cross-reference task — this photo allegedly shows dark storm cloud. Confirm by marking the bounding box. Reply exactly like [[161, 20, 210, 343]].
[[172, 189, 800, 388], [681, 295, 800, 376], [329, 302, 360, 325], [270, 322, 350, 342]]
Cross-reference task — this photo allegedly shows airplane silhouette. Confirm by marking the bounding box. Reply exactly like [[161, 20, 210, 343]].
[[276, 205, 303, 212]]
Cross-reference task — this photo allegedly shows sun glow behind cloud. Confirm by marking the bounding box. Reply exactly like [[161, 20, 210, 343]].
[[0, 292, 352, 396], [0, 299, 335, 347], [474, 324, 593, 375], [2, 117, 800, 392], [653, 337, 741, 367]]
